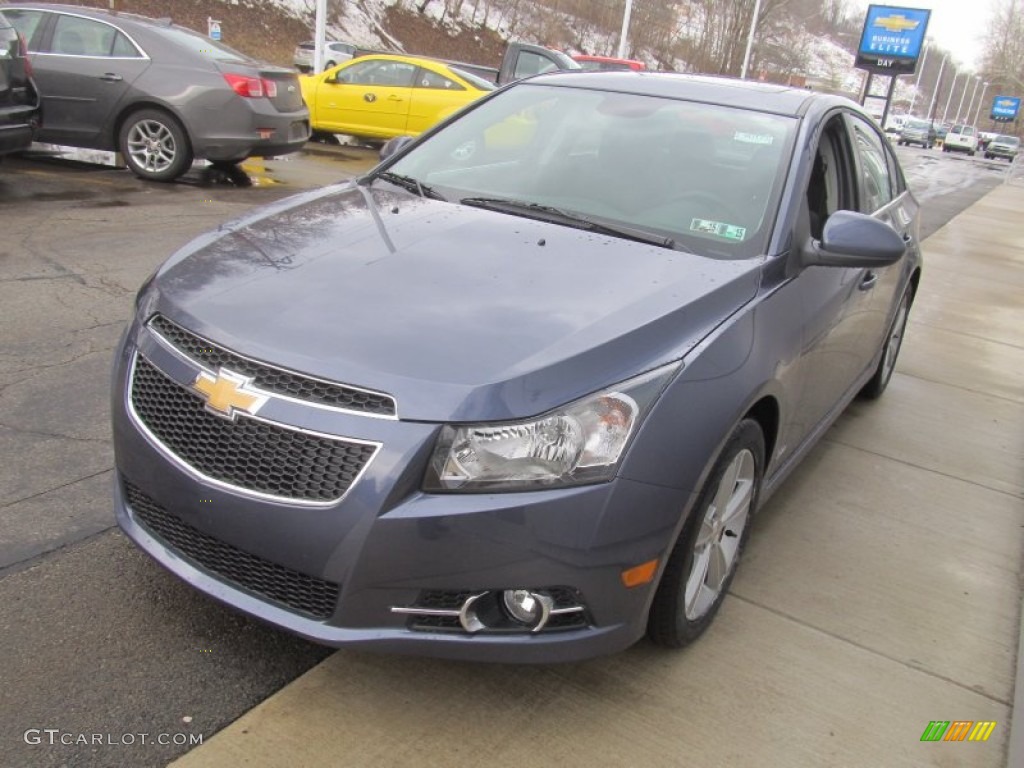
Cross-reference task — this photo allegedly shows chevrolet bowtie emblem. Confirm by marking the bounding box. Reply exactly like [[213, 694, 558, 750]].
[[873, 14, 920, 33], [192, 369, 268, 420]]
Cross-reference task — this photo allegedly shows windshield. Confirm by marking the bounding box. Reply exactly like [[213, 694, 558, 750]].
[[385, 83, 795, 257], [996, 135, 1019, 145], [905, 119, 929, 129]]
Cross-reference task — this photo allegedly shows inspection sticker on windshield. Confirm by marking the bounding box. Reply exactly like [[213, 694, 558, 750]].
[[690, 219, 747, 241], [733, 131, 774, 145]]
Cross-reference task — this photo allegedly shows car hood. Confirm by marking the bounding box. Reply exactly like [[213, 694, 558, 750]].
[[147, 183, 762, 422]]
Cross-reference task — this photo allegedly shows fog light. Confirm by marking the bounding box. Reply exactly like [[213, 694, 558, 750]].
[[503, 589, 553, 632], [257, 128, 275, 140]]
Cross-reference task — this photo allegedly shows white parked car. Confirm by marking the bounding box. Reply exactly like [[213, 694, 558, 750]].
[[293, 40, 356, 72], [942, 124, 978, 156]]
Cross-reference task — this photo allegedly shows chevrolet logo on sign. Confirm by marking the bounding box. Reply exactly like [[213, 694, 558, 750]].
[[192, 369, 268, 420], [873, 14, 920, 33]]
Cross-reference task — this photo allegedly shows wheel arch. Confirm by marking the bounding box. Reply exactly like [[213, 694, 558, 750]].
[[113, 102, 195, 157]]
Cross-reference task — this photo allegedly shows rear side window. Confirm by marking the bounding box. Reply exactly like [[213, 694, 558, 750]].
[[51, 15, 122, 56], [3, 9, 46, 48]]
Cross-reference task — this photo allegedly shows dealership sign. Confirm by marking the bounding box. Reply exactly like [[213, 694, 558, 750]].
[[855, 5, 931, 75], [991, 96, 1021, 122]]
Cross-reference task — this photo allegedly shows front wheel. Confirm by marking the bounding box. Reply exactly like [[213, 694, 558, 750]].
[[119, 109, 192, 182], [647, 419, 764, 648], [860, 287, 912, 399]]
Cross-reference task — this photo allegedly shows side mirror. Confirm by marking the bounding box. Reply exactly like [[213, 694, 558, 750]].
[[379, 135, 414, 161], [802, 210, 906, 268]]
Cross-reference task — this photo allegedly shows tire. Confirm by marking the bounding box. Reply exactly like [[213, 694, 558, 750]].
[[647, 419, 765, 648], [859, 286, 912, 399], [324, 60, 336, 70], [119, 109, 192, 182]]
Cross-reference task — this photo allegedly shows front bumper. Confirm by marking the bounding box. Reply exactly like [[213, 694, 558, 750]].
[[112, 317, 689, 662]]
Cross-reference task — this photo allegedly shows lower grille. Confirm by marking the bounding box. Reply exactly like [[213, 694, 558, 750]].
[[124, 480, 339, 619], [130, 355, 377, 504]]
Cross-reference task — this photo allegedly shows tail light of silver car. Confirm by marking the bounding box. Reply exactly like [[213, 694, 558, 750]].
[[223, 73, 279, 99]]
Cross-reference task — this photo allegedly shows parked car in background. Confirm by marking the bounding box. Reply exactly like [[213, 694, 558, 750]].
[[293, 40, 356, 72], [0, 10, 40, 160], [300, 53, 493, 141], [572, 54, 646, 71], [0, 4, 310, 181], [883, 113, 907, 135], [897, 117, 936, 148], [984, 134, 1020, 161], [935, 123, 951, 142], [114, 74, 919, 662], [942, 124, 978, 155], [977, 130, 998, 152]]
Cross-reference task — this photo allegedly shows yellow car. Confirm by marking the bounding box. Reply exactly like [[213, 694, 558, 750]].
[[300, 54, 495, 141]]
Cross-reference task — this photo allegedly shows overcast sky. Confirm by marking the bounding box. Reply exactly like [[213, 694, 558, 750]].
[[854, 0, 998, 70]]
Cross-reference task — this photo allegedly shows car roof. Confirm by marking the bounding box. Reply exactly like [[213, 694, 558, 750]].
[[527, 71, 844, 118]]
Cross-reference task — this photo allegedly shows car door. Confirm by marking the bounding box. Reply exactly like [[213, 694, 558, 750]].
[[845, 113, 912, 354], [787, 111, 883, 440], [28, 12, 149, 148], [314, 58, 414, 138]]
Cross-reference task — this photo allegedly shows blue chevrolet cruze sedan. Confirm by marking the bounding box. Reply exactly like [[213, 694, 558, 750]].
[[112, 72, 920, 662]]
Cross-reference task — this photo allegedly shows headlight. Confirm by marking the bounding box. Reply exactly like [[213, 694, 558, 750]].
[[424, 362, 679, 492]]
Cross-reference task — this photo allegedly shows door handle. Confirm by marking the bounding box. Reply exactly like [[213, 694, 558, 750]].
[[859, 270, 878, 291], [387, 95, 403, 101], [100, 73, 123, 82]]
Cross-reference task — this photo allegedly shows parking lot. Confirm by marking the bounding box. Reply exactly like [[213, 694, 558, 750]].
[[1, 143, 1021, 768]]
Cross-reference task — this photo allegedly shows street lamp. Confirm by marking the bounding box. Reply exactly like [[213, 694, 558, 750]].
[[908, 41, 930, 115], [954, 71, 972, 123], [972, 81, 990, 125], [964, 76, 982, 124], [616, 0, 633, 60], [942, 69, 961, 122], [740, 0, 764, 79], [927, 53, 948, 119]]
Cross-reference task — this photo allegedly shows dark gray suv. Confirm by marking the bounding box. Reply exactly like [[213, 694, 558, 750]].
[[897, 118, 936, 149], [0, 11, 39, 158], [0, 4, 310, 180], [113, 74, 920, 662]]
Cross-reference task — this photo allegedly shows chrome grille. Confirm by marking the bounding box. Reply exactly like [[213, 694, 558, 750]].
[[148, 315, 396, 417], [123, 480, 339, 619], [130, 355, 376, 503]]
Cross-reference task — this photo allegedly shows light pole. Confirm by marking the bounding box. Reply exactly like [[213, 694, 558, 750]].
[[616, 0, 634, 60], [954, 71, 972, 123], [942, 69, 961, 122], [927, 53, 948, 119], [964, 76, 982, 124], [740, 0, 764, 79], [972, 81, 990, 125], [908, 41, 930, 115]]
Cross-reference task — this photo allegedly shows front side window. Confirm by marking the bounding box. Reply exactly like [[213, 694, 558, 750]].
[[337, 59, 416, 87], [850, 117, 893, 213], [387, 84, 796, 257]]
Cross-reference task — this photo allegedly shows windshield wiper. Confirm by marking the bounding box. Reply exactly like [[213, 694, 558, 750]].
[[460, 196, 679, 250], [372, 171, 446, 201]]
